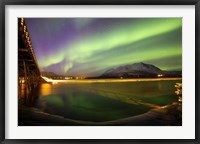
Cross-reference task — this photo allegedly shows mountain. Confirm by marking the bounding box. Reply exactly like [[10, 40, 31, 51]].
[[100, 62, 181, 78]]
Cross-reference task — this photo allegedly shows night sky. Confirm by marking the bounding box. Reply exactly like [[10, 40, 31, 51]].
[[25, 18, 182, 77]]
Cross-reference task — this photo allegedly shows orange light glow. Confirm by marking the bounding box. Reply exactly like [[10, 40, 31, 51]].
[[40, 83, 52, 96], [41, 76, 181, 84], [23, 26, 26, 33]]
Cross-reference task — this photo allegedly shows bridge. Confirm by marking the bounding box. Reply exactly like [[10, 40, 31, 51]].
[[18, 18, 41, 103]]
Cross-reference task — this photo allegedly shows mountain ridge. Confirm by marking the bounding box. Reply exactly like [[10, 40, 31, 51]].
[[100, 62, 181, 78]]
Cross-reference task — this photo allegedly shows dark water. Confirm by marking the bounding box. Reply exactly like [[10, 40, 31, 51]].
[[34, 80, 181, 122]]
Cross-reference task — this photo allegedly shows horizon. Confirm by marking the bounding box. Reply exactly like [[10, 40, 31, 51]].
[[41, 62, 182, 77]]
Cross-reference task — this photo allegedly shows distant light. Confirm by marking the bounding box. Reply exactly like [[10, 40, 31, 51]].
[[157, 74, 163, 77]]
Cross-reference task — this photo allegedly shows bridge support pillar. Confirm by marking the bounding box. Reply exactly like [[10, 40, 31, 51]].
[[19, 60, 41, 105]]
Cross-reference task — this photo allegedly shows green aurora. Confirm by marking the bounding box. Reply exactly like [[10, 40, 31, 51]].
[[25, 18, 182, 76]]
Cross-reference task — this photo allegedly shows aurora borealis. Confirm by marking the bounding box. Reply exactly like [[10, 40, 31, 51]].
[[25, 18, 182, 77]]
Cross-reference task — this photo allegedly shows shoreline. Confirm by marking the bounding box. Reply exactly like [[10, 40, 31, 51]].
[[42, 77, 182, 84]]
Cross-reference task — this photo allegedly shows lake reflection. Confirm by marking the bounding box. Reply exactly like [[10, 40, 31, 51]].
[[34, 80, 180, 122]]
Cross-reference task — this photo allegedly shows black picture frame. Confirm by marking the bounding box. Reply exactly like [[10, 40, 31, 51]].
[[0, 0, 199, 143]]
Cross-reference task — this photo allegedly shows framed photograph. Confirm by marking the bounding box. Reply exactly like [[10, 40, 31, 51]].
[[1, 0, 199, 143]]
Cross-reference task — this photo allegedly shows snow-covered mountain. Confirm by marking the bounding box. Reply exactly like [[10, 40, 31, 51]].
[[100, 62, 181, 78]]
